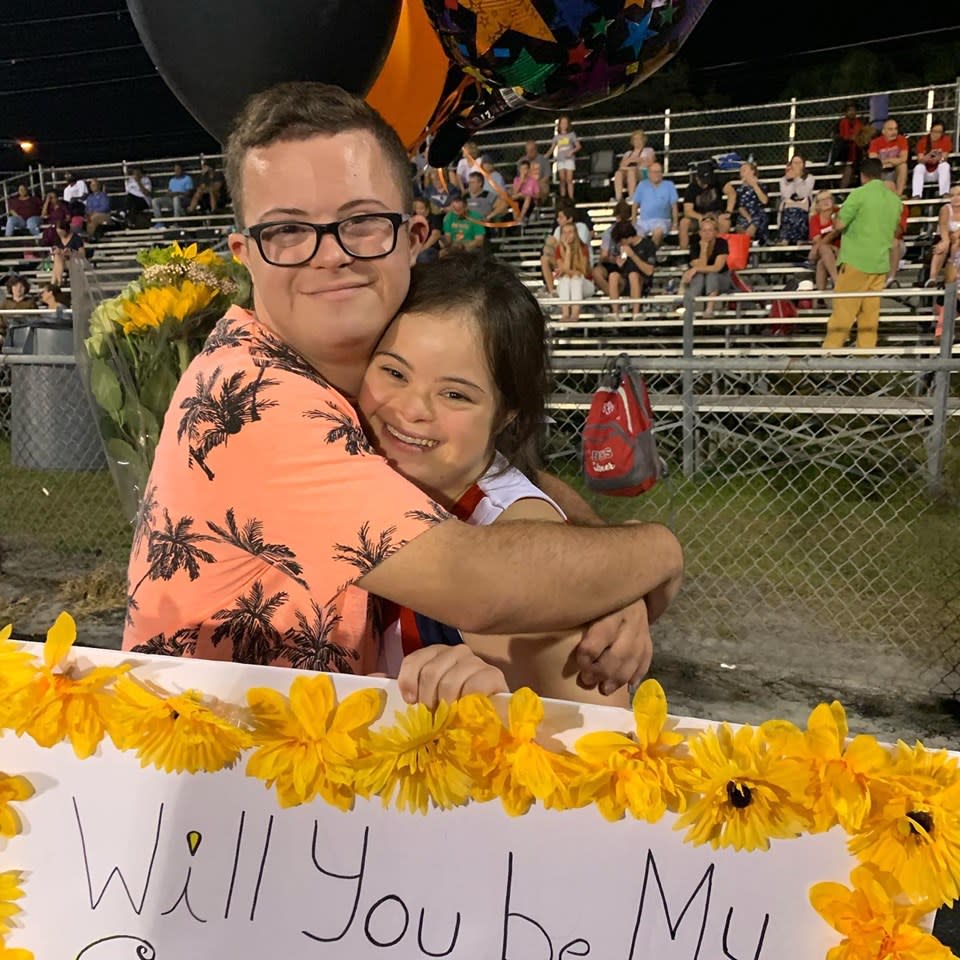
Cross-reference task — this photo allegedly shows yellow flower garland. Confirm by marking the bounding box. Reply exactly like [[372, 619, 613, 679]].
[[0, 614, 957, 960]]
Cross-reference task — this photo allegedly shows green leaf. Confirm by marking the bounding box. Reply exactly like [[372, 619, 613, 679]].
[[140, 363, 179, 419], [106, 437, 140, 466], [89, 357, 123, 414]]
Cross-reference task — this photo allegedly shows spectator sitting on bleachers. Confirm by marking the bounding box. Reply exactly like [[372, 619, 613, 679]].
[[540, 200, 593, 297], [835, 102, 866, 189], [511, 161, 541, 222], [631, 161, 678, 247], [40, 191, 70, 245], [1, 275, 36, 344], [593, 200, 633, 296], [869, 119, 909, 197], [607, 221, 656, 320], [423, 168, 460, 215], [516, 140, 551, 199], [555, 220, 591, 322], [549, 116, 581, 201], [5, 184, 42, 238], [452, 141, 480, 194], [911, 119, 952, 199], [441, 195, 485, 254], [679, 160, 728, 249], [62, 172, 89, 213], [927, 184, 960, 286], [465, 171, 496, 222], [413, 197, 443, 264], [50, 222, 85, 286], [681, 215, 731, 318], [84, 178, 111, 238], [779, 155, 816, 244], [724, 161, 769, 244], [151, 162, 195, 225], [613, 130, 655, 202], [187, 160, 224, 214], [808, 190, 840, 291], [481, 156, 513, 221], [38, 281, 70, 319], [123, 167, 153, 222]]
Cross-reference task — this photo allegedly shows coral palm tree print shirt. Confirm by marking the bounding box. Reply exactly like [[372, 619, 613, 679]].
[[122, 306, 448, 673]]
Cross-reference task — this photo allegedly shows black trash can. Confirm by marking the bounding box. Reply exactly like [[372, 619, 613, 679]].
[[2, 317, 106, 471]]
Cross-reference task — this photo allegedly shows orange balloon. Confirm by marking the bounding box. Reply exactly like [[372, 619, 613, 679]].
[[365, 0, 450, 152]]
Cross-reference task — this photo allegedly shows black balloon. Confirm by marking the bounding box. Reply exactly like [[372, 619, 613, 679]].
[[127, 0, 404, 143]]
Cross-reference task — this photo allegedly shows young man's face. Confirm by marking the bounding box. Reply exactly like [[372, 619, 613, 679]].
[[229, 131, 426, 393]]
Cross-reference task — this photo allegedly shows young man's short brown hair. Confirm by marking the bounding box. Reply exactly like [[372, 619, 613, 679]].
[[224, 81, 413, 228]]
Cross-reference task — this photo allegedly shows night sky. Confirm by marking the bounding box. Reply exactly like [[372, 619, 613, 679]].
[[1, 1, 958, 168]]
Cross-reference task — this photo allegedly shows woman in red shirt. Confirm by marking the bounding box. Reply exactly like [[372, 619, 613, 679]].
[[911, 119, 953, 199], [808, 190, 840, 291]]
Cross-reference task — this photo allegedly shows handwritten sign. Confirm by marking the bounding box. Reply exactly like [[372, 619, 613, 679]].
[[0, 646, 939, 959]]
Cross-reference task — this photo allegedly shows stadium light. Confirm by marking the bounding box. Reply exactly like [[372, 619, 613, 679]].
[[18, 140, 36, 154]]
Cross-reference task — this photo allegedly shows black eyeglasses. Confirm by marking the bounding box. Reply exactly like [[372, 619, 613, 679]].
[[242, 213, 411, 266]]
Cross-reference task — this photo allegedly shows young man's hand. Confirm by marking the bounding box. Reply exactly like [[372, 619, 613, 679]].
[[574, 595, 653, 695], [397, 644, 508, 709]]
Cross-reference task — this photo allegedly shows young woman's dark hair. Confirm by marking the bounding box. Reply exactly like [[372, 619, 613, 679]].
[[41, 282, 70, 306], [400, 251, 548, 478], [5, 274, 30, 296]]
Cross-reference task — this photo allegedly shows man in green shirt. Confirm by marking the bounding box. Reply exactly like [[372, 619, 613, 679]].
[[822, 157, 903, 349], [441, 196, 486, 253]]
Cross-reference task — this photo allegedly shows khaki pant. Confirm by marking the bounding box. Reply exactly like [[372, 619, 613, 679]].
[[822, 264, 886, 349]]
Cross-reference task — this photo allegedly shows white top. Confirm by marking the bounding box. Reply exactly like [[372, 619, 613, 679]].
[[124, 175, 152, 199], [63, 180, 88, 203]]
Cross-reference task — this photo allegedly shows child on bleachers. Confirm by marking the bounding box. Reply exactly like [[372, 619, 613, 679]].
[[555, 220, 591, 322], [607, 221, 656, 320], [549, 116, 581, 201], [511, 160, 541, 222], [779, 155, 816, 244]]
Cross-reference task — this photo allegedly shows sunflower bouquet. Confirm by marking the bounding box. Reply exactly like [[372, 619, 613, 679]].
[[85, 241, 249, 520]]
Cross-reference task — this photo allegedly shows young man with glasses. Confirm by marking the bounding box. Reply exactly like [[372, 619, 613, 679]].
[[122, 82, 683, 707]]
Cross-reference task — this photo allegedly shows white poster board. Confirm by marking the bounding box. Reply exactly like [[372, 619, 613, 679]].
[[0, 641, 952, 959]]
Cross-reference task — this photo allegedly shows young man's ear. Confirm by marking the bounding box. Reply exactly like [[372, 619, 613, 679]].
[[228, 232, 250, 267], [407, 214, 429, 265]]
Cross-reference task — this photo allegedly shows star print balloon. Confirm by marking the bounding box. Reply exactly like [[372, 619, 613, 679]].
[[423, 0, 712, 115]]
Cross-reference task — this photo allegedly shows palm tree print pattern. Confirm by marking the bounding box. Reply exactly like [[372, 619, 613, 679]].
[[305, 403, 373, 456], [131, 626, 200, 658], [126, 510, 216, 625], [206, 508, 309, 589], [249, 328, 330, 388], [211, 580, 289, 665], [281, 599, 359, 673], [202, 318, 255, 354], [405, 502, 453, 526], [132, 483, 159, 555], [333, 522, 401, 578], [177, 365, 279, 480]]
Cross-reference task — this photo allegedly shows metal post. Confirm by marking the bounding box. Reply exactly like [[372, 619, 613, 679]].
[[925, 86, 935, 135], [37, 163, 45, 198], [788, 97, 797, 164], [953, 76, 960, 145], [663, 108, 671, 175], [926, 279, 957, 497], [681, 300, 696, 477]]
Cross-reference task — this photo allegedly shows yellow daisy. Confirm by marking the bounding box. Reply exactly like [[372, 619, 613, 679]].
[[0, 946, 35, 960], [462, 687, 586, 817], [848, 741, 960, 908], [763, 701, 893, 833], [108, 676, 251, 774], [354, 699, 475, 815], [0, 872, 26, 941], [810, 864, 956, 960], [0, 775, 33, 839], [0, 627, 39, 730], [247, 674, 384, 810], [674, 722, 813, 851], [574, 679, 691, 822], [14, 613, 128, 759]]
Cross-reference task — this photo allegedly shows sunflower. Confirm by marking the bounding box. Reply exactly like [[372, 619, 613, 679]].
[[120, 280, 218, 334], [848, 741, 960, 908], [354, 699, 476, 814], [763, 701, 893, 833], [574, 679, 691, 822], [171, 240, 221, 268], [0, 872, 26, 941], [0, 775, 33, 839], [810, 864, 957, 960], [13, 613, 128, 759], [247, 674, 385, 810], [461, 687, 586, 817], [674, 722, 813, 851], [107, 676, 251, 774], [0, 627, 38, 730], [0, 946, 34, 959]]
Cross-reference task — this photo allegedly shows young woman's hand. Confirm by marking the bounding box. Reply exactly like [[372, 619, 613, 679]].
[[682, 267, 697, 284], [397, 645, 508, 709]]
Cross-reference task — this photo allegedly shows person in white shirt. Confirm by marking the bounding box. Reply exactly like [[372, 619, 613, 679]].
[[539, 201, 595, 297], [62, 172, 88, 213], [124, 167, 153, 219]]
